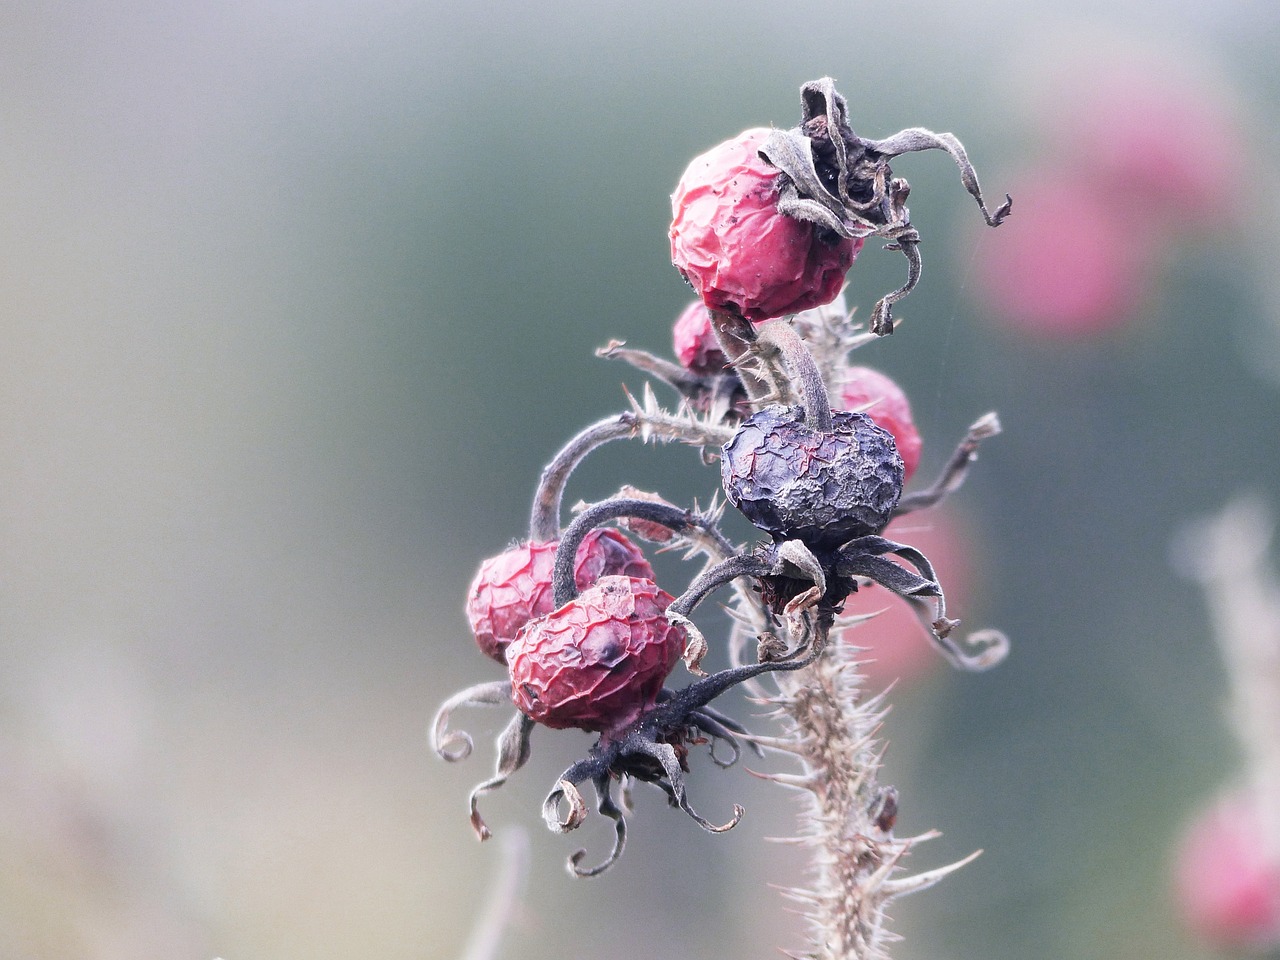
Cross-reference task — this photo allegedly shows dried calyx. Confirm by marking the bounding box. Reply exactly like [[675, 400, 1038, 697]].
[[761, 77, 1012, 334]]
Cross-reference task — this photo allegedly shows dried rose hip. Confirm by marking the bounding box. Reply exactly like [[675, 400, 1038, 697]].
[[836, 366, 922, 481], [672, 300, 729, 376], [507, 575, 685, 734], [466, 529, 653, 663], [670, 128, 862, 324], [721, 404, 903, 549]]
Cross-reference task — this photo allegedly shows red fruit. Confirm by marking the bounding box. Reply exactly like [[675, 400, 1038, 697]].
[[670, 128, 862, 324], [838, 512, 971, 689], [1174, 792, 1280, 949], [971, 172, 1148, 339], [672, 300, 728, 376], [836, 366, 922, 482], [507, 576, 685, 734], [466, 529, 654, 664]]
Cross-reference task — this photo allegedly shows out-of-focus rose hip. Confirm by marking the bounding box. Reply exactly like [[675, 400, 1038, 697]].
[[1030, 50, 1245, 225], [836, 366, 922, 482], [971, 172, 1148, 339], [670, 128, 862, 324], [466, 529, 653, 663], [1174, 792, 1280, 949], [507, 576, 685, 735]]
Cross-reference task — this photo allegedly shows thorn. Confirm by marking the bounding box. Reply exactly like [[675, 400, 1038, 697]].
[[878, 849, 983, 899], [767, 883, 820, 905], [970, 410, 1001, 439], [763, 834, 814, 846], [738, 733, 807, 754], [745, 767, 818, 790]]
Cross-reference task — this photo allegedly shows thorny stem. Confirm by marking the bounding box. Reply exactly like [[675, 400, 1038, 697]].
[[530, 413, 641, 542], [529, 408, 734, 543], [708, 309, 769, 402], [765, 627, 975, 959], [708, 309, 813, 409]]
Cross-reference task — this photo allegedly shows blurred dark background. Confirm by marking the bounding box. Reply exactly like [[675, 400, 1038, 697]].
[[3, 2, 1279, 958]]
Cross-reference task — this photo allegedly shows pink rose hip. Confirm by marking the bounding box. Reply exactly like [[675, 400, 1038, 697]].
[[1174, 792, 1280, 949], [507, 576, 685, 734], [670, 128, 861, 324], [672, 300, 729, 376], [466, 529, 653, 663], [837, 366, 923, 481]]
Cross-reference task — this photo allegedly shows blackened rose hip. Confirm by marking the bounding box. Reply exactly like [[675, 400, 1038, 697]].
[[721, 404, 904, 550]]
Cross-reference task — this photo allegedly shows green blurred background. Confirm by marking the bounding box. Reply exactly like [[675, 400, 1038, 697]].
[[3, 2, 1278, 958]]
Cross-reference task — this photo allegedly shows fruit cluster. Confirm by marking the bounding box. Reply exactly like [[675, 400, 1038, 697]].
[[432, 79, 1009, 878]]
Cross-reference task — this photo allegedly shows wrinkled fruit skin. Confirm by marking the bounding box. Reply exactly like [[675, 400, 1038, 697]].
[[672, 300, 729, 376], [837, 366, 922, 482], [507, 576, 685, 734], [466, 529, 654, 663], [1175, 792, 1280, 948], [722, 405, 903, 550], [670, 128, 862, 324]]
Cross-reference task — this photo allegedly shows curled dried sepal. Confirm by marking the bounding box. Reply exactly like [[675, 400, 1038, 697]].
[[666, 609, 709, 676], [905, 598, 1010, 672], [431, 679, 513, 762], [543, 777, 589, 834], [529, 629, 825, 875], [761, 77, 1011, 335], [894, 412, 1002, 516], [568, 775, 629, 878], [469, 712, 535, 841], [835, 535, 1010, 672]]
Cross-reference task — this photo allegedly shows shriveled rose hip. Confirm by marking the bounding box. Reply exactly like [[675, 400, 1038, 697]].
[[670, 128, 862, 324], [507, 576, 685, 734], [466, 529, 653, 663], [837, 366, 922, 482], [721, 404, 903, 549], [672, 300, 729, 376]]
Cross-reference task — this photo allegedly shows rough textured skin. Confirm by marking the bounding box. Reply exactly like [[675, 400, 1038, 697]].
[[836, 366, 922, 481], [670, 128, 861, 324], [721, 405, 903, 549], [507, 576, 685, 733], [466, 530, 654, 663], [672, 300, 728, 375]]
